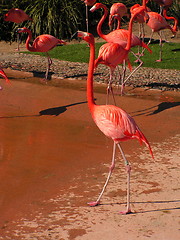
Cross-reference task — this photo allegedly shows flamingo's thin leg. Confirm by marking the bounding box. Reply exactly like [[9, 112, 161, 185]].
[[88, 141, 117, 206], [117, 143, 132, 214]]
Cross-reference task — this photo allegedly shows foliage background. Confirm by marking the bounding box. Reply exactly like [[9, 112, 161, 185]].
[[0, 0, 179, 42]]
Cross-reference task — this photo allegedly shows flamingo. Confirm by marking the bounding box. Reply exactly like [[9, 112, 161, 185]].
[[4, 8, 32, 51], [0, 68, 10, 90], [130, 0, 151, 55], [90, 3, 152, 94], [95, 41, 132, 103], [108, 3, 128, 31], [17, 27, 66, 81], [144, 8, 178, 61], [82, 0, 96, 32], [90, 3, 151, 51], [77, 30, 154, 214]]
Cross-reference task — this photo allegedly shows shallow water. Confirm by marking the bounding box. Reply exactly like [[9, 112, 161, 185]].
[[0, 77, 179, 239]]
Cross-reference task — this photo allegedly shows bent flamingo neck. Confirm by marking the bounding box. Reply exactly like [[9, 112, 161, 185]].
[[163, 9, 178, 33], [96, 4, 109, 40], [24, 29, 35, 52]]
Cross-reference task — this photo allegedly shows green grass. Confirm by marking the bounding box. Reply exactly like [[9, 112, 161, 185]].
[[25, 41, 180, 70]]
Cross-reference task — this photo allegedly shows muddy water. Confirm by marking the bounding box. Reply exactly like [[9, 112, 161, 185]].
[[0, 75, 180, 239]]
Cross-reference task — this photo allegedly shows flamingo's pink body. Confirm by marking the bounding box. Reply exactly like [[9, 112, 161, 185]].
[[109, 3, 128, 29], [145, 9, 178, 61], [4, 8, 32, 24], [95, 42, 131, 70], [146, 11, 177, 33], [17, 27, 66, 80], [77, 30, 154, 214], [90, 3, 151, 51], [95, 41, 132, 102]]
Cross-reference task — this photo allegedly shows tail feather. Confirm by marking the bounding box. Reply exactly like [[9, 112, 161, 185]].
[[135, 129, 154, 159], [141, 41, 152, 54]]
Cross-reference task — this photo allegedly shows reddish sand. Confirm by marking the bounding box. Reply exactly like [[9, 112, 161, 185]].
[[0, 69, 179, 239]]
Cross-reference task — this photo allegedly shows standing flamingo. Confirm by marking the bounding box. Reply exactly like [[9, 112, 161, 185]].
[[95, 41, 132, 103], [144, 8, 178, 61], [90, 3, 152, 94], [90, 3, 151, 51], [77, 30, 154, 214], [0, 68, 10, 89], [108, 3, 128, 30], [82, 0, 96, 32], [130, 0, 151, 55], [4, 8, 32, 51], [17, 27, 66, 81]]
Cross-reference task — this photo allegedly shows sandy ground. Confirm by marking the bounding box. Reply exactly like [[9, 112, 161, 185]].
[[0, 68, 179, 239]]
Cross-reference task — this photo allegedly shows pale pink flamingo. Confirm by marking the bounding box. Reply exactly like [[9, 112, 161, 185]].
[[82, 0, 96, 32], [4, 8, 32, 51], [95, 42, 132, 103], [0, 67, 10, 90], [90, 3, 152, 94], [17, 27, 66, 81], [130, 0, 151, 55], [144, 8, 178, 61], [77, 30, 154, 214], [108, 3, 128, 30]]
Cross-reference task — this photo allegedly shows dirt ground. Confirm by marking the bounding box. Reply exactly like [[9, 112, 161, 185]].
[[0, 66, 179, 239]]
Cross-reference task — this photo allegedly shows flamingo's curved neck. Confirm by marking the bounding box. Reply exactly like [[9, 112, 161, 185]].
[[163, 9, 178, 32], [125, 14, 135, 51], [97, 5, 109, 40], [25, 29, 35, 52], [87, 38, 96, 111]]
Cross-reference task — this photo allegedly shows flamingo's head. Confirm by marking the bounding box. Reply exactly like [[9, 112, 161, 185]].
[[90, 3, 107, 12], [77, 31, 94, 45], [17, 27, 29, 33]]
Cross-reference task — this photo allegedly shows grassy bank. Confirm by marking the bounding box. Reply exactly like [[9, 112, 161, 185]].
[[23, 41, 180, 70]]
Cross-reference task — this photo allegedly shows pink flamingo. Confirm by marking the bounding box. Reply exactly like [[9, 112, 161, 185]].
[[17, 27, 66, 81], [108, 3, 128, 30], [82, 0, 96, 32], [77, 30, 154, 214], [130, 0, 151, 55], [0, 68, 10, 90], [95, 41, 132, 103], [4, 8, 32, 51], [90, 3, 151, 51], [90, 3, 152, 94], [144, 8, 178, 61]]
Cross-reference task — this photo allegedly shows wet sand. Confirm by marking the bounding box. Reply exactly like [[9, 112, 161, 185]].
[[0, 71, 180, 239]]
